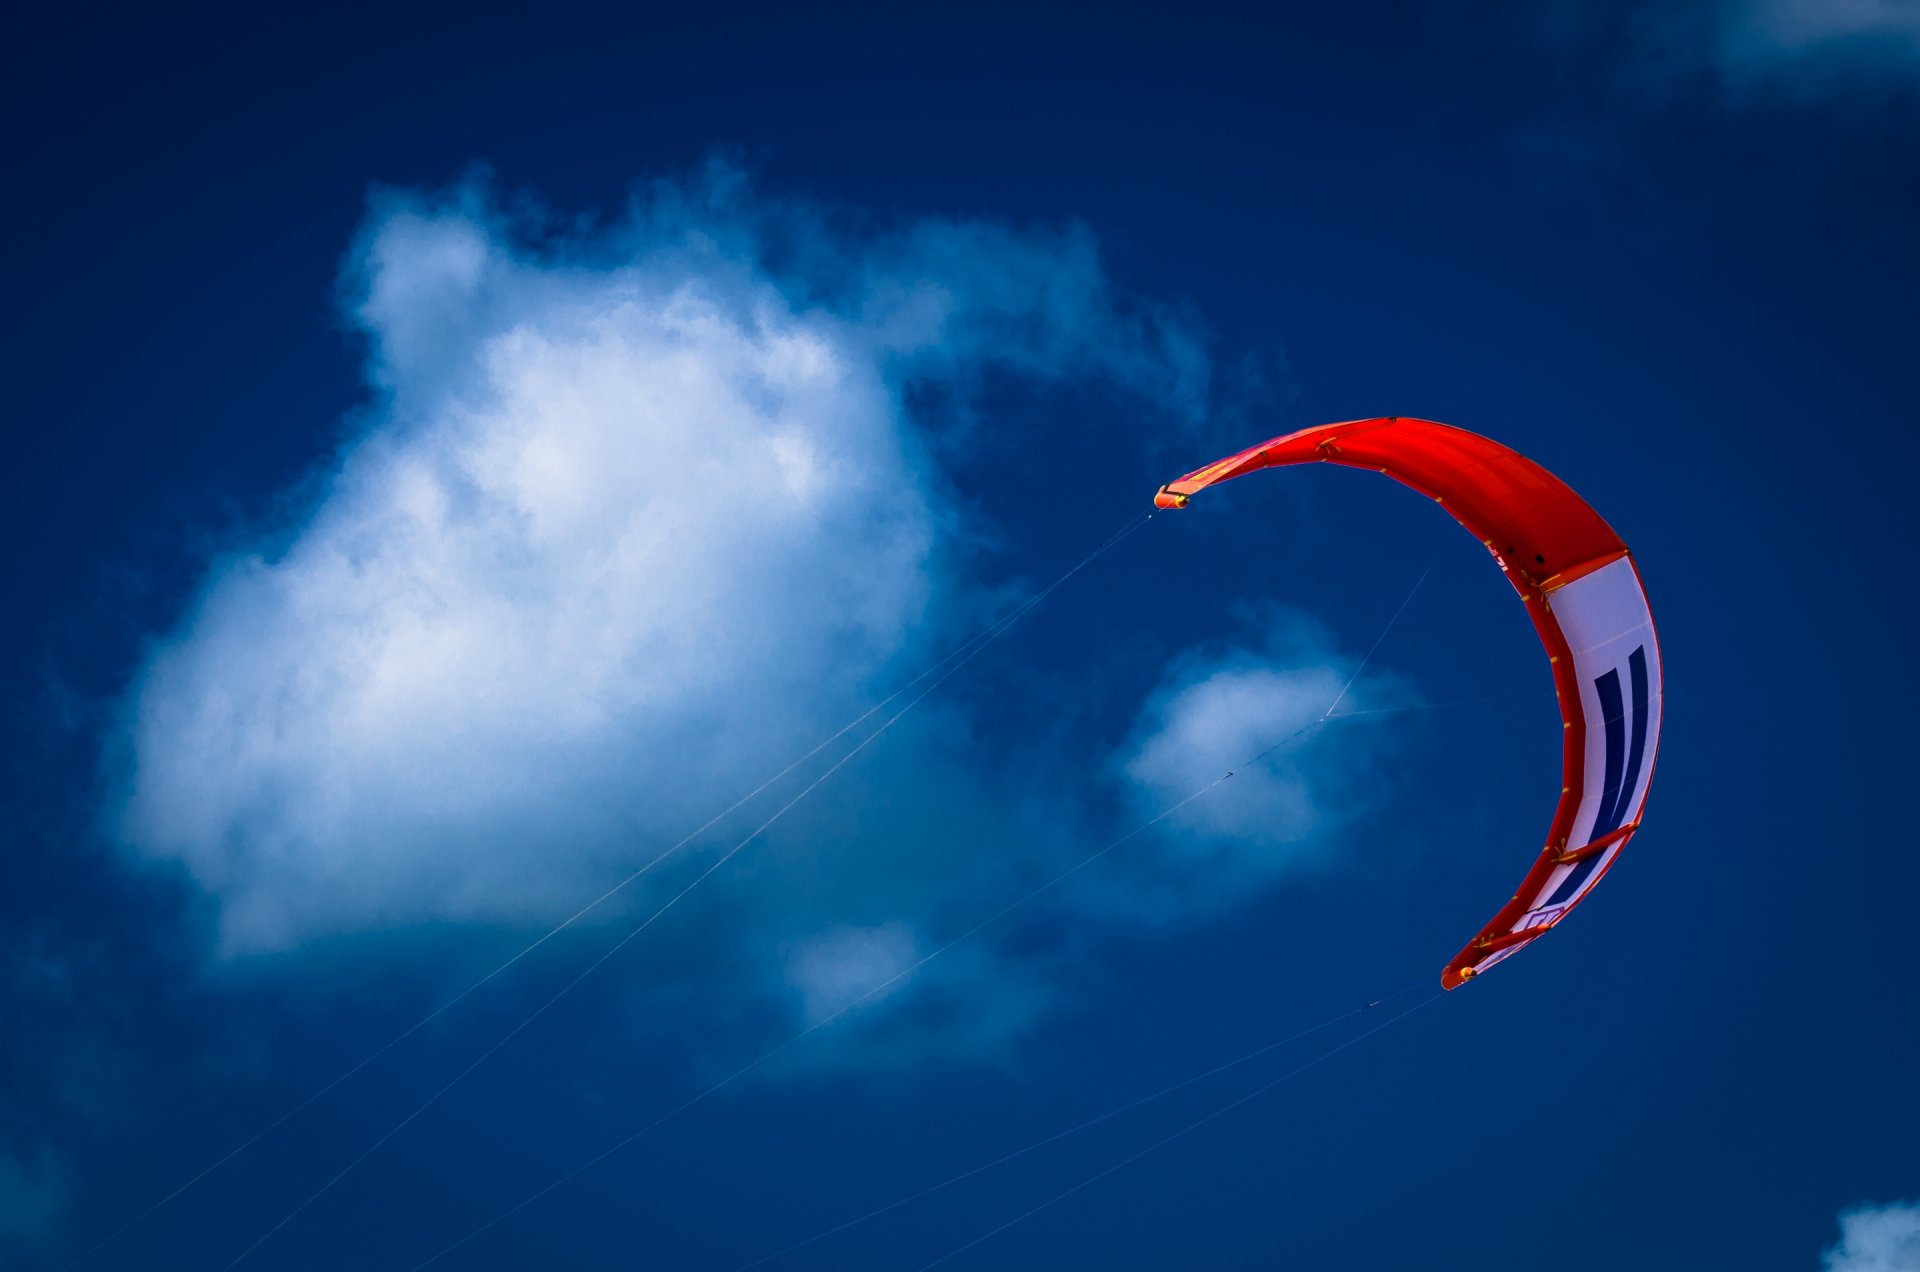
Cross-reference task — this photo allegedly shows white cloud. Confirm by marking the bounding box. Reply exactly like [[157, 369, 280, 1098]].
[[113, 168, 1205, 957], [1825, 1198, 1920, 1272], [783, 923, 923, 1026], [1110, 610, 1413, 917]]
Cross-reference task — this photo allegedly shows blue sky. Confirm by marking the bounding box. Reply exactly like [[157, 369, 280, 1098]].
[[4, 3, 1918, 1269]]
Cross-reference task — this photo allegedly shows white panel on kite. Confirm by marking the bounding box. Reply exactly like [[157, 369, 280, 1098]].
[[1517, 556, 1662, 926]]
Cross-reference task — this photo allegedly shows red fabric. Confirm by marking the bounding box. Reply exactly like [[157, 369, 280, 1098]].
[[1159, 418, 1635, 988], [1163, 417, 1626, 595]]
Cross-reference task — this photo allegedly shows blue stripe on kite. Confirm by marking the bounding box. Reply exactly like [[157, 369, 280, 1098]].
[[1546, 856, 1603, 909], [1619, 645, 1649, 830], [1592, 666, 1629, 839], [1544, 647, 1648, 909]]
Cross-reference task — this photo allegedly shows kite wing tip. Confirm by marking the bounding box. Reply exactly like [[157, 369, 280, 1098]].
[[1154, 486, 1190, 509]]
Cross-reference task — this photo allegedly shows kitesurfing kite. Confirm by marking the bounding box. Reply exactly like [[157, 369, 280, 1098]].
[[1155, 417, 1662, 988]]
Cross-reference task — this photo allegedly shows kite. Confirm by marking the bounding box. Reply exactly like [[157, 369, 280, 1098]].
[[1155, 417, 1662, 987]]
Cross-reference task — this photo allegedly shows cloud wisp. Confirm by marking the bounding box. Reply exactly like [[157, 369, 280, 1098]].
[[1824, 1197, 1920, 1272], [1629, 0, 1920, 103], [0, 1149, 65, 1249], [1709, 0, 1920, 84], [1108, 609, 1414, 921]]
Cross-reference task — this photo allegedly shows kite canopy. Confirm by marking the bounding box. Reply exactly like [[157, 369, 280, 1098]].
[[1156, 417, 1662, 988]]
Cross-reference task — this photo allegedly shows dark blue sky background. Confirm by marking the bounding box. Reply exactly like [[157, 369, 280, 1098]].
[[5, 3, 1917, 1270]]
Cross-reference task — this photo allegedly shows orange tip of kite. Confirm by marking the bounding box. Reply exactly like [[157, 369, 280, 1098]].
[[1154, 487, 1189, 509]]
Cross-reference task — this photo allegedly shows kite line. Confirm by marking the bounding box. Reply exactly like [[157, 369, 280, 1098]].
[[403, 565, 1433, 1269], [915, 989, 1445, 1270], [211, 511, 1155, 1270], [736, 981, 1429, 1268]]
